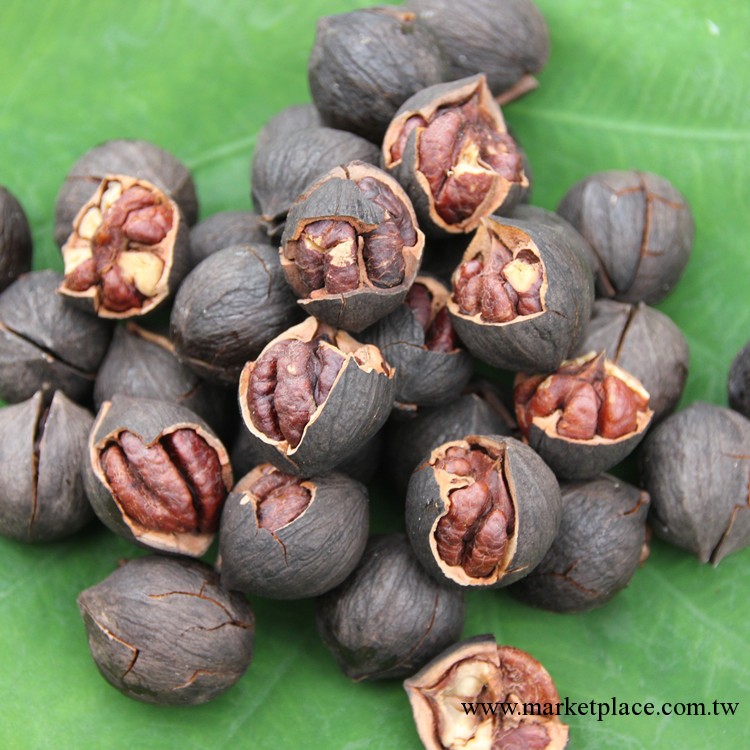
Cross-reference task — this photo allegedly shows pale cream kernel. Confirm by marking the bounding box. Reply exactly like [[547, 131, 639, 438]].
[[503, 256, 541, 293], [117, 251, 165, 297], [327, 239, 357, 268], [101, 180, 123, 212], [63, 242, 93, 274], [78, 207, 103, 240]]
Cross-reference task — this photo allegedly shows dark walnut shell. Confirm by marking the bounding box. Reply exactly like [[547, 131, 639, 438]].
[[728, 340, 750, 420], [639, 402, 750, 565], [510, 474, 650, 612], [384, 390, 514, 494], [448, 212, 594, 372], [231, 418, 383, 485], [382, 75, 528, 236], [557, 169, 694, 304], [327, 427, 383, 485], [84, 395, 233, 557], [238, 316, 395, 477], [59, 175, 190, 318], [188, 211, 269, 267], [404, 634, 569, 750], [515, 351, 654, 480], [362, 275, 473, 407], [170, 243, 302, 386], [94, 322, 232, 438], [251, 125, 379, 235], [0, 185, 32, 292], [575, 299, 689, 421], [219, 464, 369, 599], [77, 556, 254, 705], [54, 138, 197, 247], [308, 6, 445, 142], [0, 270, 112, 404], [280, 161, 424, 333], [406, 0, 550, 98], [0, 391, 93, 543], [418, 232, 473, 285], [406, 434, 561, 588], [254, 104, 323, 154], [316, 533, 465, 681]]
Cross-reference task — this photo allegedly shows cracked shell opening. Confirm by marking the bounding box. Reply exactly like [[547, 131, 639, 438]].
[[405, 637, 568, 750], [238, 464, 313, 533], [240, 317, 391, 453], [60, 175, 180, 317], [429, 437, 518, 584], [282, 164, 422, 299], [450, 220, 547, 325], [515, 351, 652, 442], [384, 77, 528, 232], [406, 277, 461, 353]]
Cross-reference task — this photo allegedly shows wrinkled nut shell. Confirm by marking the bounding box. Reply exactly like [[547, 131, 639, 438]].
[[77, 556, 254, 705], [316, 534, 465, 681], [0, 391, 94, 542], [94, 322, 231, 437], [238, 317, 395, 476], [0, 185, 32, 292], [404, 634, 568, 750], [639, 402, 750, 565], [253, 104, 323, 158], [0, 270, 112, 404], [510, 474, 650, 612], [728, 340, 750, 419], [557, 169, 694, 304], [406, 0, 550, 97], [84, 395, 233, 557], [575, 299, 688, 422], [59, 175, 190, 319], [170, 244, 302, 385], [188, 211, 269, 267], [406, 434, 561, 588], [448, 213, 593, 372], [219, 466, 369, 599], [280, 161, 425, 333], [308, 8, 445, 142]]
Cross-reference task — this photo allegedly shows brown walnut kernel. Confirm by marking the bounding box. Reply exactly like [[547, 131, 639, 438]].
[[405, 282, 459, 353], [100, 428, 227, 535], [404, 636, 569, 750], [389, 90, 524, 226], [287, 175, 415, 297], [433, 444, 515, 578], [247, 335, 346, 448], [515, 352, 650, 441], [453, 229, 544, 323], [244, 464, 312, 532], [62, 176, 176, 314], [293, 220, 359, 294], [357, 175, 416, 287]]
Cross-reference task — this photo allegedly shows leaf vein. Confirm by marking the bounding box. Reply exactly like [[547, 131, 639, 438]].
[[511, 105, 750, 142]]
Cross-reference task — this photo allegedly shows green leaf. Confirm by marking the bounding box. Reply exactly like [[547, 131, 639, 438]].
[[0, 1, 748, 749]]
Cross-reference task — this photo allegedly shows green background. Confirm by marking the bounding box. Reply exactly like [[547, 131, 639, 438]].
[[1, 1, 749, 748]]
